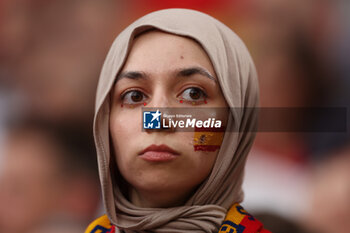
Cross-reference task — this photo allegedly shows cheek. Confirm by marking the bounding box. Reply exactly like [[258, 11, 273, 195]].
[[110, 108, 141, 141], [180, 132, 219, 175], [179, 145, 218, 189], [193, 131, 224, 152], [109, 109, 141, 168]]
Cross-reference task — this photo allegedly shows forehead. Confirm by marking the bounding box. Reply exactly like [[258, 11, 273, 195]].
[[121, 30, 215, 75]]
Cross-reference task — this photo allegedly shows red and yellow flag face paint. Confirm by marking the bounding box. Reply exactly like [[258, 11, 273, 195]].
[[193, 126, 225, 152], [219, 204, 271, 233]]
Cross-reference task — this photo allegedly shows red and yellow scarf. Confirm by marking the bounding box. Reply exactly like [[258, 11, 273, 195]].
[[85, 204, 270, 233]]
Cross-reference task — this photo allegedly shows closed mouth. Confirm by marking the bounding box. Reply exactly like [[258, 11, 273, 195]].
[[138, 144, 180, 162]]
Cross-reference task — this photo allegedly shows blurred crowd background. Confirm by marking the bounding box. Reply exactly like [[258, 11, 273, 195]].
[[0, 0, 349, 233]]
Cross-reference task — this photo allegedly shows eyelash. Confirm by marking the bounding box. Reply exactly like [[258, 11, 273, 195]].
[[120, 87, 208, 106], [120, 89, 148, 106], [178, 87, 208, 104]]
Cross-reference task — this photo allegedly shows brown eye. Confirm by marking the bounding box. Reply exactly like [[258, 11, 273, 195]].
[[181, 87, 207, 102], [131, 91, 143, 102], [122, 90, 146, 104], [189, 88, 201, 99]]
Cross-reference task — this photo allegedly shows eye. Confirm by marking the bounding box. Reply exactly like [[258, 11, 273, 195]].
[[180, 87, 207, 101], [121, 90, 147, 104]]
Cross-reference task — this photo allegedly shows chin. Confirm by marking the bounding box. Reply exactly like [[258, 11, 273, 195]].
[[131, 175, 184, 192]]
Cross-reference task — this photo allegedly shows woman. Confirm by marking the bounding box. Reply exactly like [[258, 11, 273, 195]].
[[86, 8, 270, 233]]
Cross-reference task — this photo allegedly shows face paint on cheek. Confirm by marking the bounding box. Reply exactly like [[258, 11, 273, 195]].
[[192, 127, 225, 152]]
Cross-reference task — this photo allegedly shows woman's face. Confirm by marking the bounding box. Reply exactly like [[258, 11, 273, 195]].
[[110, 31, 228, 207]]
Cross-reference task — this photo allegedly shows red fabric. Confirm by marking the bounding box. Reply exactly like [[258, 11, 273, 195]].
[[240, 215, 266, 233]]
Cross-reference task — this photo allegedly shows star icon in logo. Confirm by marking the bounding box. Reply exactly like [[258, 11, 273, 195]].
[[150, 110, 161, 122]]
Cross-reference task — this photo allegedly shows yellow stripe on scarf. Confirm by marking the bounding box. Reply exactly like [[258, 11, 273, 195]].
[[219, 203, 270, 233], [85, 215, 113, 233]]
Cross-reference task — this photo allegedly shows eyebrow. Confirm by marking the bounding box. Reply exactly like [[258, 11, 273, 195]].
[[115, 71, 148, 82], [115, 66, 217, 83], [176, 67, 217, 83]]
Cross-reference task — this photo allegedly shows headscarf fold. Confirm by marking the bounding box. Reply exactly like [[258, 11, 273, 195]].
[[93, 8, 259, 233]]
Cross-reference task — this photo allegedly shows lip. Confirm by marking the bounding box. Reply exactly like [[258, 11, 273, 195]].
[[138, 144, 180, 162]]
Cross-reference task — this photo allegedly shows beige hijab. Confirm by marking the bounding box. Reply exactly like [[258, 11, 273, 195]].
[[93, 8, 259, 233]]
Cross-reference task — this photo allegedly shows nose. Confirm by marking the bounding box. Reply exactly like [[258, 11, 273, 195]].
[[143, 89, 176, 132], [147, 88, 171, 109]]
